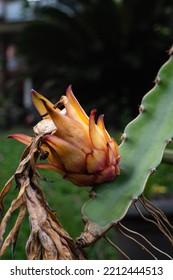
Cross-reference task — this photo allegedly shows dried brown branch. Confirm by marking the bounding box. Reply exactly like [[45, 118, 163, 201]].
[[24, 174, 84, 260], [115, 223, 158, 259], [0, 132, 85, 260], [0, 204, 26, 256], [133, 203, 173, 259], [138, 195, 173, 244], [104, 235, 130, 260]]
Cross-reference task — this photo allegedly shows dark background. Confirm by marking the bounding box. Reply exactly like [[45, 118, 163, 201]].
[[0, 0, 173, 129]]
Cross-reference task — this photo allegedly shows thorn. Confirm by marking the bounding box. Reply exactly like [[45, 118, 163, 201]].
[[150, 168, 157, 175], [89, 190, 96, 198], [166, 138, 173, 145], [139, 104, 145, 113], [121, 133, 127, 142], [132, 197, 138, 202], [153, 76, 161, 85]]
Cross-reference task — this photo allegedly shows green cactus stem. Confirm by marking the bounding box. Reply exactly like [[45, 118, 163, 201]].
[[78, 49, 173, 247]]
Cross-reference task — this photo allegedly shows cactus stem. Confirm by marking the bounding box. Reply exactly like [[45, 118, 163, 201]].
[[82, 50, 173, 237]]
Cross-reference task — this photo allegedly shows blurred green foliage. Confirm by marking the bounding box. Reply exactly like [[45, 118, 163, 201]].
[[18, 0, 173, 128]]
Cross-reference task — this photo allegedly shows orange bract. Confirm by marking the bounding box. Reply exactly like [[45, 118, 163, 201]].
[[10, 86, 121, 186]]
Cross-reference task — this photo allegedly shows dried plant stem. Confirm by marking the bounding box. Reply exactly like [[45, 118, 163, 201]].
[[0, 133, 86, 260], [104, 235, 130, 260], [118, 222, 172, 259], [138, 195, 173, 244], [116, 223, 158, 259], [0, 196, 24, 247], [0, 176, 14, 213], [141, 195, 173, 229], [0, 204, 26, 256], [104, 195, 173, 260], [139, 194, 173, 228], [24, 173, 85, 260], [134, 202, 173, 249]]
